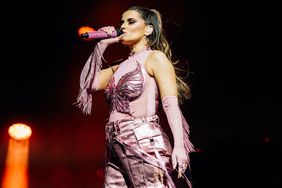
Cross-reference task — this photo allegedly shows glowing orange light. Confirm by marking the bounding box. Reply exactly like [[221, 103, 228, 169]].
[[8, 123, 32, 140], [2, 124, 31, 188], [78, 26, 95, 41]]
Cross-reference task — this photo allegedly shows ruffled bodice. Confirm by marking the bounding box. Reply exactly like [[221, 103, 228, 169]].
[[104, 49, 159, 122], [105, 63, 144, 114]]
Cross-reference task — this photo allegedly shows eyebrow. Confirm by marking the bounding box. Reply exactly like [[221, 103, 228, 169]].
[[120, 18, 137, 24]]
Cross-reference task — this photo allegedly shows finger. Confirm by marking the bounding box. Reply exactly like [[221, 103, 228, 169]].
[[98, 27, 115, 35], [178, 162, 185, 171], [177, 171, 182, 179], [172, 155, 177, 169], [100, 36, 120, 45], [117, 34, 124, 41], [112, 37, 121, 43], [104, 29, 112, 36], [106, 27, 114, 35], [118, 33, 124, 39], [106, 27, 115, 34], [177, 164, 185, 178]]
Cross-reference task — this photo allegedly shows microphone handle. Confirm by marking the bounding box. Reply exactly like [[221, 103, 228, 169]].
[[81, 29, 122, 39]]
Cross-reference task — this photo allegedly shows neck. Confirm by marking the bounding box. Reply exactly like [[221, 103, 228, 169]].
[[130, 37, 149, 55]]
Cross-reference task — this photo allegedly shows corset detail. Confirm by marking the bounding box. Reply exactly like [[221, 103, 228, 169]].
[[104, 62, 144, 114]]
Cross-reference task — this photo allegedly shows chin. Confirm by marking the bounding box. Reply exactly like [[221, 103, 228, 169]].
[[120, 39, 133, 46]]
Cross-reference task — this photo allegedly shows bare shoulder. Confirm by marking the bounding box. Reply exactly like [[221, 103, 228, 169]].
[[145, 50, 173, 76], [147, 50, 169, 64]]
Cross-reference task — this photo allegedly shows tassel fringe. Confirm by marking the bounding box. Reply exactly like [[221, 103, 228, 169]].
[[74, 42, 108, 115]]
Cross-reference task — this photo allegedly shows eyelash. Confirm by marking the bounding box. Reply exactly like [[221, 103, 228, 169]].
[[120, 20, 136, 26]]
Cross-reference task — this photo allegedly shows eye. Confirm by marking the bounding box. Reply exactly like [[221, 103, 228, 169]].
[[127, 18, 136, 25], [128, 20, 136, 25]]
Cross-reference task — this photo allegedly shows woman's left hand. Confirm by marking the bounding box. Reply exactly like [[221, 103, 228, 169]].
[[171, 147, 188, 178]]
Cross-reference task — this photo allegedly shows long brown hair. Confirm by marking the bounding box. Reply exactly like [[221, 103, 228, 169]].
[[128, 6, 191, 103]]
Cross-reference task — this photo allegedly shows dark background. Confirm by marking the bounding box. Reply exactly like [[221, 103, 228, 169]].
[[0, 0, 280, 187]]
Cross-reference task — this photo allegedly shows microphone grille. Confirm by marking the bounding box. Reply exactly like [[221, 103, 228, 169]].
[[116, 28, 123, 36], [81, 33, 89, 39]]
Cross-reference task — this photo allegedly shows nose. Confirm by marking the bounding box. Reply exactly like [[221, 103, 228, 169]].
[[120, 22, 126, 31]]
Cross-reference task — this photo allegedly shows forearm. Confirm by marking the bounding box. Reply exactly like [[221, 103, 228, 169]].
[[75, 41, 109, 115], [162, 96, 184, 148], [162, 95, 194, 153], [80, 41, 108, 91]]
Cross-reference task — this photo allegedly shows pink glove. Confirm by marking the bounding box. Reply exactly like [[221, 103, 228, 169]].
[[162, 96, 194, 178]]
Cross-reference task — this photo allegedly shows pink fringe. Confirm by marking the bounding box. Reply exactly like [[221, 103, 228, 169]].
[[74, 42, 107, 115], [179, 107, 195, 188], [180, 110, 195, 153]]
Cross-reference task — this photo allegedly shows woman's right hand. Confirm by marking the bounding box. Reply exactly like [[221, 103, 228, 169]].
[[98, 26, 123, 45]]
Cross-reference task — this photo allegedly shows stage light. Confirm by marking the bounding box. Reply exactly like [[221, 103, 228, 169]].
[[2, 123, 32, 188], [78, 26, 95, 41], [8, 123, 32, 140]]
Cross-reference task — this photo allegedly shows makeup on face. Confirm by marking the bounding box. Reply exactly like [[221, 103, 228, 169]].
[[119, 10, 147, 45]]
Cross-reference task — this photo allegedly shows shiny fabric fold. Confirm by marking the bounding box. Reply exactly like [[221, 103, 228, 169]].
[[104, 62, 144, 114], [105, 115, 175, 187]]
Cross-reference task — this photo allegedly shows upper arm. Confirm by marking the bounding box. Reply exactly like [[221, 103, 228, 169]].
[[94, 65, 118, 91], [146, 51, 178, 99]]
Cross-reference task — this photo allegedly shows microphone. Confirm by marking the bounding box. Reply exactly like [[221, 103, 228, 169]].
[[81, 28, 123, 40]]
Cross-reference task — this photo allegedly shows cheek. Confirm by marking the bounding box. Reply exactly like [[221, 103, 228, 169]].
[[121, 25, 145, 44], [128, 24, 145, 37]]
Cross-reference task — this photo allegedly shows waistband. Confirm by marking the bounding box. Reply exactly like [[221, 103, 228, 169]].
[[106, 115, 159, 133]]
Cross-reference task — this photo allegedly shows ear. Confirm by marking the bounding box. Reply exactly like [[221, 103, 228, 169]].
[[145, 25, 154, 36]]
